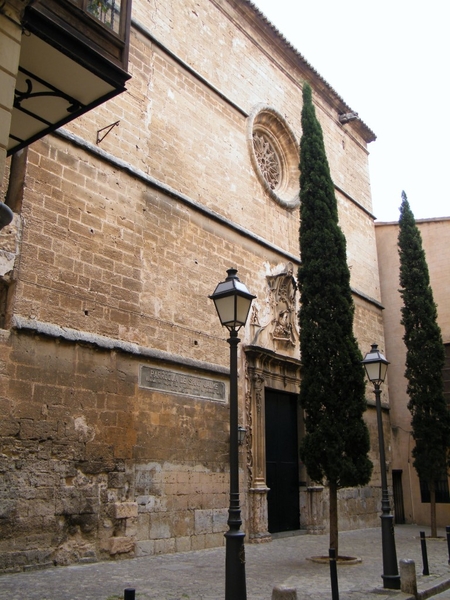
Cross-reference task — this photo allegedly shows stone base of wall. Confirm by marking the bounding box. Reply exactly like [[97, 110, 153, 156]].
[[0, 333, 232, 573], [300, 484, 380, 535]]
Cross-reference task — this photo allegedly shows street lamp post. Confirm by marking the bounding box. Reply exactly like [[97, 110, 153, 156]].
[[362, 344, 401, 590], [210, 268, 256, 600]]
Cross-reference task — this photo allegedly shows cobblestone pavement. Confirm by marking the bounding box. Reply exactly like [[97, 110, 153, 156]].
[[1, 525, 450, 600], [432, 592, 450, 600]]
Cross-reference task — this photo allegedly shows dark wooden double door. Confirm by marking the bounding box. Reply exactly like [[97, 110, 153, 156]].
[[265, 389, 300, 533]]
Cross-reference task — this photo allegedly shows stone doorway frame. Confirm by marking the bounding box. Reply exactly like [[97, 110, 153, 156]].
[[244, 345, 302, 542]]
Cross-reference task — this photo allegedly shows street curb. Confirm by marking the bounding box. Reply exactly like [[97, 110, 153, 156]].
[[404, 577, 450, 600], [420, 577, 450, 600]]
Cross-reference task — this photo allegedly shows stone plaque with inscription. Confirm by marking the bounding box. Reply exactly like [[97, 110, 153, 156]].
[[139, 366, 226, 402]]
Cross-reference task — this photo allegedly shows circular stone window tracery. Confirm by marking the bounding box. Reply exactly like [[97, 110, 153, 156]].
[[253, 131, 281, 190], [247, 105, 300, 209]]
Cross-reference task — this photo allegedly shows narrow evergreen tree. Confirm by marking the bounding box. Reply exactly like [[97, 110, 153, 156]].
[[298, 83, 372, 556], [398, 191, 450, 537]]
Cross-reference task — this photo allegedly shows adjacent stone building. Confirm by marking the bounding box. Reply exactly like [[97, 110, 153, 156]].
[[376, 217, 450, 527], [0, 0, 388, 571]]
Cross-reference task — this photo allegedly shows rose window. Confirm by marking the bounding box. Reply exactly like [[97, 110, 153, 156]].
[[253, 132, 281, 190], [247, 105, 300, 209]]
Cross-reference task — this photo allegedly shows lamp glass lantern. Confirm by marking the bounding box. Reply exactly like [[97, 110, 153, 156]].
[[362, 343, 389, 385], [209, 268, 256, 332], [238, 426, 247, 445]]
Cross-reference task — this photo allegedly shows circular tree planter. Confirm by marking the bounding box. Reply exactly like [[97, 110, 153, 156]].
[[308, 555, 362, 565]]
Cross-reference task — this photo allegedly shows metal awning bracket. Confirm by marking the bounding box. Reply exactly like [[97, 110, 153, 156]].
[[96, 120, 120, 144]]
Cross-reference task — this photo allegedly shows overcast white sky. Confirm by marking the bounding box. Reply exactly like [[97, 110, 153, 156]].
[[251, 0, 450, 222]]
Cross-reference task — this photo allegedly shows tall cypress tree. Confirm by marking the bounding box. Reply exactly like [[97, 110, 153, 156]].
[[298, 83, 373, 555], [398, 191, 450, 537]]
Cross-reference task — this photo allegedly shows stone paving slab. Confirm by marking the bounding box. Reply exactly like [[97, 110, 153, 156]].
[[0, 525, 449, 600]]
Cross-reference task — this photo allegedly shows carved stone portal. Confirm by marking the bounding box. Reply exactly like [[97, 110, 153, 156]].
[[244, 346, 302, 542]]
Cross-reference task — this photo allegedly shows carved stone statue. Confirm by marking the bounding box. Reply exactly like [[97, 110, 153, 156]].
[[250, 262, 298, 351]]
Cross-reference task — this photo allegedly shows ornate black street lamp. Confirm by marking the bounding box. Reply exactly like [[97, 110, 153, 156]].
[[362, 344, 401, 590], [210, 268, 256, 600]]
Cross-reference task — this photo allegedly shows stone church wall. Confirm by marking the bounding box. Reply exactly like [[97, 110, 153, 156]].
[[0, 0, 388, 571], [0, 331, 232, 568]]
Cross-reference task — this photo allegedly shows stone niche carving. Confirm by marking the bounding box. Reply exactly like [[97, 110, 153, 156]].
[[250, 262, 299, 353]]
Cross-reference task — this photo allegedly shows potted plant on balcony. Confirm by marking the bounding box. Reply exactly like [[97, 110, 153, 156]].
[[87, 0, 114, 29]]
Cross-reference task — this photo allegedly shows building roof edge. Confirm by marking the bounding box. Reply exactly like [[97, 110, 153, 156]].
[[239, 0, 376, 143]]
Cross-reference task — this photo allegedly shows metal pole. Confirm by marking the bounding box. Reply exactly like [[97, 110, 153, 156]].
[[124, 589, 135, 600], [225, 329, 247, 600], [446, 526, 450, 564], [329, 548, 340, 600], [420, 531, 430, 575], [374, 383, 401, 590]]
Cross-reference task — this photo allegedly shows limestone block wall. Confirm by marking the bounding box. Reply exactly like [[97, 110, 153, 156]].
[[0, 331, 237, 570], [8, 132, 301, 364], [65, 0, 376, 279], [0, 0, 390, 571], [4, 0, 382, 366]]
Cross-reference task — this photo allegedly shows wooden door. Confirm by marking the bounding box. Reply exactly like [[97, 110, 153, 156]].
[[265, 389, 300, 533]]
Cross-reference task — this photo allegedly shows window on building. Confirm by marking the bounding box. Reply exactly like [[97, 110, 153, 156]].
[[420, 477, 450, 503], [86, 0, 122, 33]]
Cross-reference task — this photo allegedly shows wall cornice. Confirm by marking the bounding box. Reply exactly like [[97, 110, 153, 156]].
[[11, 315, 230, 376]]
